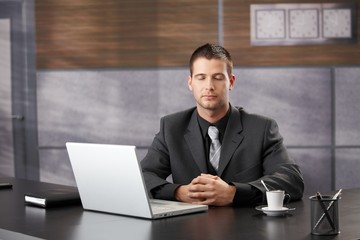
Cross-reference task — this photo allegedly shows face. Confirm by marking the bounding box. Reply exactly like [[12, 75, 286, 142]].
[[188, 57, 235, 119]]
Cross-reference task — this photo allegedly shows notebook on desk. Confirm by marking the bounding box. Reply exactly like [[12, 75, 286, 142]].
[[66, 142, 208, 219]]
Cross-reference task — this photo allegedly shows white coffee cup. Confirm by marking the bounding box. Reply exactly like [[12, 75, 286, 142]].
[[266, 190, 290, 210]]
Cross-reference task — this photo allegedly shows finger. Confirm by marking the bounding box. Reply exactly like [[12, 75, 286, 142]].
[[191, 176, 216, 185], [190, 197, 216, 206], [186, 191, 207, 202], [200, 173, 218, 179], [188, 183, 205, 192], [188, 189, 216, 199], [191, 200, 212, 205], [190, 176, 205, 184], [189, 181, 214, 192]]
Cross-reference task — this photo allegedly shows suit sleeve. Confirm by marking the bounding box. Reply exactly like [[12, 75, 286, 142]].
[[232, 118, 304, 206], [140, 117, 180, 200]]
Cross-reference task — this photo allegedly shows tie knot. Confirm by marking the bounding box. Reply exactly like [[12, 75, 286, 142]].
[[208, 126, 219, 140]]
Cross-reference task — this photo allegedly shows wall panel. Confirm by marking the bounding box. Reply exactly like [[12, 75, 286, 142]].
[[289, 149, 332, 194], [231, 68, 332, 146], [0, 18, 14, 177], [37, 70, 160, 147], [336, 149, 360, 189], [35, 0, 218, 69], [36, 0, 360, 68], [37, 67, 360, 195], [223, 0, 360, 66], [335, 67, 360, 145]]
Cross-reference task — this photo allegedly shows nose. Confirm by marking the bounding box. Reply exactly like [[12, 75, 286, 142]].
[[205, 79, 214, 90]]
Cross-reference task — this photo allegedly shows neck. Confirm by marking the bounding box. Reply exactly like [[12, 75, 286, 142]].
[[197, 104, 229, 124]]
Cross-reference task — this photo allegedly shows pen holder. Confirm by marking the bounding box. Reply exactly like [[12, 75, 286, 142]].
[[310, 195, 340, 236]]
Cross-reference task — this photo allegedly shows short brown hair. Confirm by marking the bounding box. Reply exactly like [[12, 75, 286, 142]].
[[189, 43, 233, 77]]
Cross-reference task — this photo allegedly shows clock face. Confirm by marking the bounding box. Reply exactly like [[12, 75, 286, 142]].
[[250, 3, 356, 46], [256, 10, 285, 39], [289, 9, 319, 39], [323, 9, 352, 38]]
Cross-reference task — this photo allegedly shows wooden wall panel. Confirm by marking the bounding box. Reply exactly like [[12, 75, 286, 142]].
[[35, 0, 218, 69], [36, 0, 360, 68], [157, 0, 218, 66], [223, 0, 360, 66]]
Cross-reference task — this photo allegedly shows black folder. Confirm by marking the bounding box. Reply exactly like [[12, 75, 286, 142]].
[[25, 188, 81, 208]]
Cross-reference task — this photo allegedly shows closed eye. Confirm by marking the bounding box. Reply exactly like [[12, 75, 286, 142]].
[[194, 74, 206, 80], [213, 74, 225, 80]]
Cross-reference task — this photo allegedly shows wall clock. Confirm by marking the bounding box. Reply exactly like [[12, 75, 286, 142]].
[[256, 10, 285, 39], [289, 9, 319, 39], [323, 9, 352, 38], [250, 3, 357, 46]]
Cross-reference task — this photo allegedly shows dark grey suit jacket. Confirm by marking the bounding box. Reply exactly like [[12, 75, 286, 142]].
[[141, 105, 304, 206]]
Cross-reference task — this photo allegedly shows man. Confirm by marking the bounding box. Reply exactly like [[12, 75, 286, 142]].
[[141, 43, 304, 207]]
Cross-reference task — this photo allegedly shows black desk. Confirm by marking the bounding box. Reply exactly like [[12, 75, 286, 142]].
[[1, 177, 359, 240]]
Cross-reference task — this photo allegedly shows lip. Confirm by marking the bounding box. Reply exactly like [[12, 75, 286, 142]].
[[203, 95, 217, 100]]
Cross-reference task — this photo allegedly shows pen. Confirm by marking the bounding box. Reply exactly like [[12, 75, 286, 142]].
[[312, 189, 342, 231], [316, 192, 335, 230]]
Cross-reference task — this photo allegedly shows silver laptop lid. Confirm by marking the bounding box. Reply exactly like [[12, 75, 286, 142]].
[[66, 142, 153, 218]]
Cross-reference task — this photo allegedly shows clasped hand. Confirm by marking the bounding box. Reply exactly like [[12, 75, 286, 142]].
[[175, 173, 236, 206]]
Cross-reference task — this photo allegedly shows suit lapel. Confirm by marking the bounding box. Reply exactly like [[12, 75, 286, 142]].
[[184, 110, 208, 173], [217, 106, 244, 176]]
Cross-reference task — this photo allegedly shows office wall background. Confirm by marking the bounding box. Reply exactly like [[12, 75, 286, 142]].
[[2, 0, 360, 195], [36, 66, 360, 195], [35, 0, 360, 68]]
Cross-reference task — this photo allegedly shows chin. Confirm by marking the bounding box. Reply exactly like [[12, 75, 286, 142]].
[[201, 104, 220, 111]]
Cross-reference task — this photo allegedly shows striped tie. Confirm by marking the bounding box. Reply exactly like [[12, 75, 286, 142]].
[[208, 126, 221, 172]]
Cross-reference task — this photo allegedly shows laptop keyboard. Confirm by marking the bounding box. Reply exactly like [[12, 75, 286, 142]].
[[150, 199, 177, 212], [151, 204, 174, 212]]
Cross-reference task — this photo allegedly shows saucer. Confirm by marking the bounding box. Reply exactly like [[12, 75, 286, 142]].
[[255, 205, 295, 216]]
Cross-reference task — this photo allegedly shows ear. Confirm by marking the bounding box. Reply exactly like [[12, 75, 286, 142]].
[[229, 74, 236, 90], [187, 75, 193, 91]]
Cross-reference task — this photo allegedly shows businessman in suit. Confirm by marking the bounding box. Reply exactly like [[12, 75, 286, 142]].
[[141, 43, 304, 207]]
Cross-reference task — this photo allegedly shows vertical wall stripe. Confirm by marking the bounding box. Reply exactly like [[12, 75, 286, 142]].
[[330, 67, 336, 190], [218, 0, 223, 45]]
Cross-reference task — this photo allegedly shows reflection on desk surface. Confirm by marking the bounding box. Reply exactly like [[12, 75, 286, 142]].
[[0, 228, 45, 240], [70, 211, 152, 240]]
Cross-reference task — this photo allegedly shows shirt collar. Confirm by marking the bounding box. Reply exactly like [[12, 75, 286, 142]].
[[197, 104, 231, 140]]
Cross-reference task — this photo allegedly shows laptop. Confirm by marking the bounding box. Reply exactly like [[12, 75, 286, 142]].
[[66, 142, 208, 219]]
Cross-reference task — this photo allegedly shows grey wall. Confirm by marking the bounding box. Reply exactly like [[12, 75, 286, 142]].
[[233, 67, 333, 195], [335, 68, 360, 190], [0, 18, 14, 176], [37, 67, 360, 194]]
